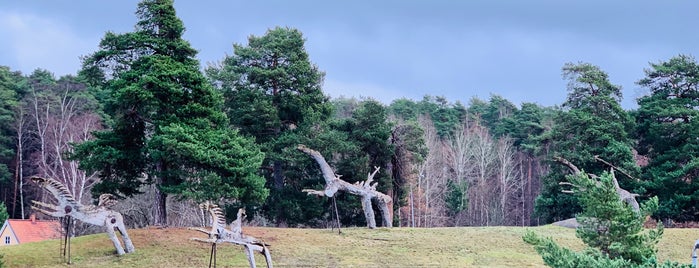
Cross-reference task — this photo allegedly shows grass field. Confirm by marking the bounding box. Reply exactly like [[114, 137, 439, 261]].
[[1, 225, 697, 267]]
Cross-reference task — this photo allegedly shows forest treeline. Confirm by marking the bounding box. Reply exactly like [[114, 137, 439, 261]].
[[2, 0, 699, 229]]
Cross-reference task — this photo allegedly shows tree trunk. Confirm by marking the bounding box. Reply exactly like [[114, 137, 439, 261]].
[[526, 157, 532, 225], [297, 145, 393, 228], [14, 123, 22, 218], [153, 161, 168, 226], [273, 160, 283, 189], [152, 180, 168, 226]]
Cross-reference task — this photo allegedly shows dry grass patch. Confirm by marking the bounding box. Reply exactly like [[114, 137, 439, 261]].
[[1, 225, 696, 267]]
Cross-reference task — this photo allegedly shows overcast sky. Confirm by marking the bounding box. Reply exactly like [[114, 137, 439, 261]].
[[2, 1, 698, 109]]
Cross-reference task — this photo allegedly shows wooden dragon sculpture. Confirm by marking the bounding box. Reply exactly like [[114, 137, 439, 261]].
[[190, 201, 272, 268], [31, 176, 135, 255]]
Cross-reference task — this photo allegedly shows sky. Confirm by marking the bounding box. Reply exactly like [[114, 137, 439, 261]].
[[1, 1, 698, 109]]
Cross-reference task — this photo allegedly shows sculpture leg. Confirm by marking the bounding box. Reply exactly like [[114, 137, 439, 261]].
[[209, 242, 216, 268], [361, 196, 377, 228], [376, 197, 393, 228], [105, 220, 126, 255], [262, 245, 273, 268], [245, 245, 257, 268], [115, 218, 135, 253]]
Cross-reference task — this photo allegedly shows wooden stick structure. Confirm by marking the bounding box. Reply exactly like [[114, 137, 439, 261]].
[[554, 157, 640, 212], [61, 216, 72, 264], [332, 196, 342, 234], [31, 176, 135, 256], [190, 202, 273, 268]]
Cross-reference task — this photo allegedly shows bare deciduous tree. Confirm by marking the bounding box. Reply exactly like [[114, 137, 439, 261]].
[[494, 138, 522, 225], [29, 79, 101, 205], [414, 115, 449, 227], [12, 104, 31, 219], [466, 124, 497, 226], [443, 120, 525, 227]]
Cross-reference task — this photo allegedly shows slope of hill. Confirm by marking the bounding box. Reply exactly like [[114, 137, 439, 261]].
[[1, 225, 696, 267]]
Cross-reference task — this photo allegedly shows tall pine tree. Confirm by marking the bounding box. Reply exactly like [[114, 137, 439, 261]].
[[536, 62, 636, 222], [636, 55, 699, 222], [75, 0, 267, 225], [0, 67, 23, 213], [207, 27, 331, 225]]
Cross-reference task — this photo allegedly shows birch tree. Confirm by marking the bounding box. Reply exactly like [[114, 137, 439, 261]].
[[415, 115, 449, 227], [495, 137, 521, 225], [29, 75, 102, 205]]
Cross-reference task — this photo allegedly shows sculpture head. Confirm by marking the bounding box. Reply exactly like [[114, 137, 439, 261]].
[[199, 201, 213, 211], [237, 208, 246, 219], [30, 176, 48, 186], [98, 193, 118, 207]]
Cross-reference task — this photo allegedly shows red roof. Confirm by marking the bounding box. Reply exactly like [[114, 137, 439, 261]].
[[5, 218, 61, 243]]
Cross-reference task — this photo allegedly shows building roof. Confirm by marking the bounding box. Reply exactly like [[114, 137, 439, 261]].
[[2, 216, 61, 243]]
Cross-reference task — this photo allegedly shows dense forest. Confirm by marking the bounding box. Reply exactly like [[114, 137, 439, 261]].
[[2, 0, 699, 230]]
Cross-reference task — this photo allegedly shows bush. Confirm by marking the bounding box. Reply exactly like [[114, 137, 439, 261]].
[[524, 171, 690, 267]]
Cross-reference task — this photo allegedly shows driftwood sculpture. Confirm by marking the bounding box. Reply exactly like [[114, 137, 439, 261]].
[[297, 144, 393, 228], [555, 157, 640, 212], [190, 201, 272, 268], [30, 176, 135, 255]]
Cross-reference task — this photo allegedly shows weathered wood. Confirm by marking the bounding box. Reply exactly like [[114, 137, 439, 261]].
[[190, 202, 272, 268], [593, 155, 639, 181], [31, 176, 135, 255], [554, 157, 640, 212], [297, 144, 393, 228]]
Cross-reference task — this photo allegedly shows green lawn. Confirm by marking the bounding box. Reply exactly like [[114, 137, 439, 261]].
[[1, 225, 696, 267]]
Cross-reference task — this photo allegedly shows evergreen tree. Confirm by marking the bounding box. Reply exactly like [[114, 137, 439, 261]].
[[636, 55, 699, 221], [536, 62, 636, 222], [339, 100, 394, 188], [472, 95, 518, 137], [419, 96, 466, 137], [0, 202, 8, 224], [334, 99, 395, 225], [524, 171, 685, 268], [500, 102, 553, 153], [388, 98, 420, 121], [75, 0, 266, 225], [386, 98, 429, 225], [0, 67, 22, 208], [207, 27, 331, 225]]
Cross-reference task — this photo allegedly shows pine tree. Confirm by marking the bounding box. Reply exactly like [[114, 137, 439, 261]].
[[536, 62, 636, 222], [207, 27, 331, 225], [636, 55, 699, 222], [75, 0, 267, 225], [0, 67, 22, 204], [524, 171, 687, 267], [0, 202, 8, 224]]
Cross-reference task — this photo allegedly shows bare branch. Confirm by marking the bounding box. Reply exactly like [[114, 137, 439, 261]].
[[301, 189, 326, 196], [594, 155, 639, 181], [554, 157, 640, 212], [553, 156, 581, 175]]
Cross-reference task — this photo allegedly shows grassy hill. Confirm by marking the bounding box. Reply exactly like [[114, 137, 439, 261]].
[[1, 225, 697, 267]]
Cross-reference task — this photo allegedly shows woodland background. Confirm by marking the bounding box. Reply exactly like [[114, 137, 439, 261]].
[[2, 0, 699, 233]]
